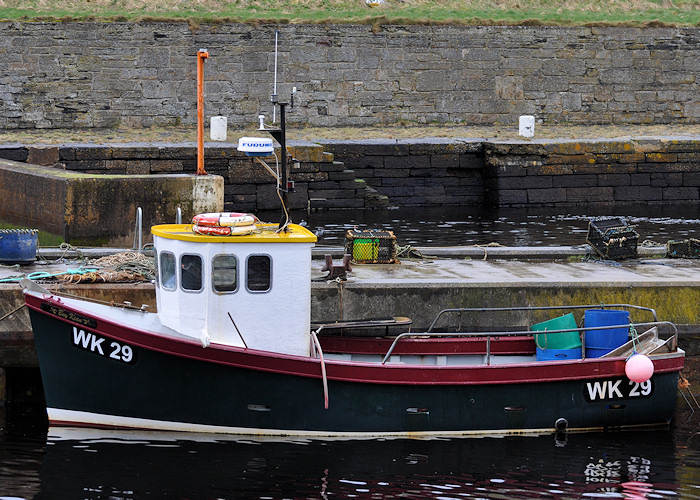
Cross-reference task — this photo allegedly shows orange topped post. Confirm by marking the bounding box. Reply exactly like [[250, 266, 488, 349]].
[[196, 49, 209, 176]]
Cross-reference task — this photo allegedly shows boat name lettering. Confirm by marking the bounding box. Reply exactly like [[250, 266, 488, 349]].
[[41, 303, 97, 328], [71, 327, 136, 364], [583, 378, 653, 403]]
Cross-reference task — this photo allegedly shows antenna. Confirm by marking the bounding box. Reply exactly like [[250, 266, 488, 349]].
[[271, 31, 279, 123], [242, 29, 297, 232]]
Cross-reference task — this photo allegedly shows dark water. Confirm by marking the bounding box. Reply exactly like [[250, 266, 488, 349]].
[[1, 205, 699, 498], [274, 205, 700, 247], [1, 403, 698, 499]]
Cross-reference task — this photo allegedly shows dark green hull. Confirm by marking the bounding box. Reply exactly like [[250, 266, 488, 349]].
[[27, 298, 683, 437]]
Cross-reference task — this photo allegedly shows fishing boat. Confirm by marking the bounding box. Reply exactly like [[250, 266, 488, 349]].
[[21, 46, 686, 437], [22, 214, 686, 437]]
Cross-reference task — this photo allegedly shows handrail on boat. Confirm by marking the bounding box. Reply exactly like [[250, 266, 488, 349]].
[[380, 320, 678, 365], [425, 303, 658, 334]]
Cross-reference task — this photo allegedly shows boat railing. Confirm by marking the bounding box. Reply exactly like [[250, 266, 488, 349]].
[[381, 321, 678, 365], [425, 303, 658, 334]]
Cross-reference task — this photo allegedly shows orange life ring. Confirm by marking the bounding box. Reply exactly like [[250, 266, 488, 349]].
[[192, 224, 257, 236], [191, 212, 257, 228]]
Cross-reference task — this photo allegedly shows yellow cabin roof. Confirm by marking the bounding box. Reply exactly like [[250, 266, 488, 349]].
[[152, 223, 317, 244]]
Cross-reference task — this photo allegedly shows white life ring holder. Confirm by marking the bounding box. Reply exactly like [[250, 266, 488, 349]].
[[192, 224, 257, 236], [191, 212, 257, 228]]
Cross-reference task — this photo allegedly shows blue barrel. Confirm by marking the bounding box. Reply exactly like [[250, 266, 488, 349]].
[[0, 229, 38, 264], [584, 309, 630, 358], [536, 346, 582, 361]]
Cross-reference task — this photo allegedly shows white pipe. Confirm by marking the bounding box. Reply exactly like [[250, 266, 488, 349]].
[[273, 31, 279, 96], [272, 31, 278, 123], [133, 207, 143, 253]]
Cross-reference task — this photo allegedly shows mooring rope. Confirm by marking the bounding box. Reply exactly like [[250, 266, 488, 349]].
[[396, 245, 425, 259], [0, 252, 156, 284], [0, 266, 98, 283]]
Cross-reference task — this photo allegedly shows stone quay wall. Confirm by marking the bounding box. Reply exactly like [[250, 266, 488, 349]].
[[2, 137, 698, 211], [0, 142, 390, 214], [319, 138, 700, 208], [316, 139, 486, 207], [3, 23, 700, 129], [483, 138, 700, 206]]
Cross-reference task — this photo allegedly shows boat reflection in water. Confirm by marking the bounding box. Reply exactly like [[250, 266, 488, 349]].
[[28, 426, 693, 499]]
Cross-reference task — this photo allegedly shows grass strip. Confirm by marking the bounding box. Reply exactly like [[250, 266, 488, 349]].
[[0, 0, 699, 26]]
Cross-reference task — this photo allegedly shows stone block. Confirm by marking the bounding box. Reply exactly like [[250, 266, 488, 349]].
[[406, 139, 476, 155], [74, 146, 112, 160], [0, 147, 29, 162], [662, 187, 699, 201], [287, 184, 309, 210], [594, 152, 645, 164], [456, 153, 483, 169], [430, 153, 461, 170], [684, 172, 700, 186], [614, 185, 663, 202], [630, 173, 651, 186], [572, 163, 637, 174], [328, 170, 356, 181], [27, 146, 59, 166], [228, 161, 272, 183], [292, 161, 322, 174], [494, 189, 528, 205], [383, 154, 430, 171], [545, 153, 597, 165], [256, 184, 282, 211], [483, 162, 528, 177], [312, 181, 341, 190], [565, 186, 614, 203], [638, 162, 694, 173], [496, 176, 552, 190], [104, 159, 128, 172], [527, 188, 567, 204], [651, 172, 683, 187], [645, 152, 678, 163], [521, 163, 569, 175], [552, 174, 597, 188], [598, 173, 631, 187], [150, 160, 184, 173], [63, 160, 106, 171], [292, 171, 328, 182], [287, 143, 329, 163]]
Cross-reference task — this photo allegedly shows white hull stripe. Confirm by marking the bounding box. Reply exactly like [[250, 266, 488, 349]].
[[47, 408, 666, 439]]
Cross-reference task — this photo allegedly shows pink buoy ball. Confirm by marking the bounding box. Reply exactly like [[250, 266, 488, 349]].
[[625, 354, 654, 383]]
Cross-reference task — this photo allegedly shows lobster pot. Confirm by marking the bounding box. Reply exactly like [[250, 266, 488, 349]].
[[0, 229, 38, 264], [344, 229, 398, 264], [667, 238, 700, 259], [584, 309, 630, 358], [531, 313, 582, 361], [586, 218, 639, 260]]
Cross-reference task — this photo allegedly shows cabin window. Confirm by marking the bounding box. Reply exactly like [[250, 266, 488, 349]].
[[212, 254, 238, 293], [180, 254, 203, 292], [159, 251, 177, 291], [246, 254, 271, 292]]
